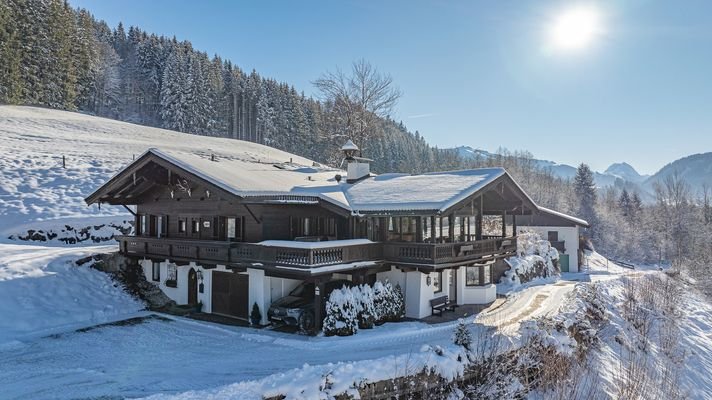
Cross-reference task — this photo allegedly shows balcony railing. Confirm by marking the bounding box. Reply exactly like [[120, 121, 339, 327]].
[[118, 236, 382, 268], [118, 235, 517, 269], [383, 236, 517, 266]]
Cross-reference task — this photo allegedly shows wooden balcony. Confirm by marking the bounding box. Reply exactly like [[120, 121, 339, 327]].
[[383, 236, 517, 266], [118, 235, 516, 270], [118, 236, 382, 268]]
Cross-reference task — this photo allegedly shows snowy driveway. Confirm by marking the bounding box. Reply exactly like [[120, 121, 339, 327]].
[[0, 311, 470, 399]]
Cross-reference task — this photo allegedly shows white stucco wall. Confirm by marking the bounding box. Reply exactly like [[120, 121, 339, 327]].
[[140, 260, 272, 323], [520, 226, 580, 272], [454, 267, 497, 305], [268, 277, 302, 303], [395, 269, 452, 319], [376, 266, 407, 292]]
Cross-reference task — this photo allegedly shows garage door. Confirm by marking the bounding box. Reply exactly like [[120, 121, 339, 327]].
[[212, 271, 249, 319], [559, 254, 570, 273]]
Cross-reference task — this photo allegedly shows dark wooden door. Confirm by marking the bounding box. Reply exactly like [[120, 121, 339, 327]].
[[188, 268, 198, 306], [211, 271, 249, 319], [449, 269, 457, 303]]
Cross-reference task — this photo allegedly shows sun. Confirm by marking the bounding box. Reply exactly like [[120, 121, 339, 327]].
[[549, 5, 603, 51]]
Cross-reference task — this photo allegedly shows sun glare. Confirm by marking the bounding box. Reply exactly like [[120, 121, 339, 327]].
[[549, 5, 603, 52]]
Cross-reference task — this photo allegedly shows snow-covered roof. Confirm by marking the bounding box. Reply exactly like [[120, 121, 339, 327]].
[[89, 143, 583, 222], [341, 140, 359, 151], [92, 147, 516, 215], [537, 206, 589, 227], [147, 148, 350, 209], [343, 168, 507, 213]]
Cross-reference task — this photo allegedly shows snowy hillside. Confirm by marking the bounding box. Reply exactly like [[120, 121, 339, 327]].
[[644, 152, 712, 193], [0, 106, 323, 243], [0, 244, 144, 344]]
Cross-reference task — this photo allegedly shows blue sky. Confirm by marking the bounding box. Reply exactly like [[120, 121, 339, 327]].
[[70, 0, 712, 175]]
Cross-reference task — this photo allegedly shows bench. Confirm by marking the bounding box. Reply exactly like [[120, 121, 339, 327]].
[[430, 295, 457, 317]]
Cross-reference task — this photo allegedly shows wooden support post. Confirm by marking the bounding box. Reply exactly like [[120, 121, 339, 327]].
[[512, 214, 517, 236], [467, 217, 471, 241], [502, 210, 507, 237], [449, 214, 455, 242], [416, 216, 423, 242], [431, 216, 436, 243], [62, 155, 65, 168], [399, 217, 404, 242], [314, 279, 327, 333], [476, 207, 483, 241], [439, 216, 444, 243]]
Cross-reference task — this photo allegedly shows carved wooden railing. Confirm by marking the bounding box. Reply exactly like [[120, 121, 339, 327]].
[[118, 236, 383, 268], [383, 236, 517, 265], [118, 235, 515, 268]]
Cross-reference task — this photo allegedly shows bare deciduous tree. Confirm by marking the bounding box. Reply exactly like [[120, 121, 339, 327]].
[[313, 59, 402, 154]]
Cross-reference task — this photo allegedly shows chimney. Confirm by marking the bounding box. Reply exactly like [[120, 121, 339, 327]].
[[341, 140, 371, 183]]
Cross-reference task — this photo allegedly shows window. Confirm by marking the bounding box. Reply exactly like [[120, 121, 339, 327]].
[[178, 219, 187, 234], [139, 214, 147, 236], [483, 264, 491, 285], [466, 266, 480, 286], [166, 264, 177, 288], [149, 215, 157, 236], [466, 264, 493, 286], [227, 217, 244, 241], [152, 261, 160, 282], [548, 231, 559, 242], [156, 216, 163, 238], [191, 219, 200, 234], [432, 271, 443, 293]]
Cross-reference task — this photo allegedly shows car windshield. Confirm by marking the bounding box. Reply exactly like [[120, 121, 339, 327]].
[[289, 282, 315, 298]]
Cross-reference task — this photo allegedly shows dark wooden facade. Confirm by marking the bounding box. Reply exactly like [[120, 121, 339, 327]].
[[87, 151, 532, 278]]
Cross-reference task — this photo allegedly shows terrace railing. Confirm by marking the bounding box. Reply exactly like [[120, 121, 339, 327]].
[[118, 235, 516, 269]]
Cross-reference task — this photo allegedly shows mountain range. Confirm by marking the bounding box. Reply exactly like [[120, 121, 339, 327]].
[[455, 146, 712, 199]]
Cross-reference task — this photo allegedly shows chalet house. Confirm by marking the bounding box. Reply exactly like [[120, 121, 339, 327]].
[[85, 140, 588, 329]]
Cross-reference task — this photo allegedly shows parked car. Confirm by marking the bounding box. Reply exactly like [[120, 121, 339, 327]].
[[268, 279, 352, 331]]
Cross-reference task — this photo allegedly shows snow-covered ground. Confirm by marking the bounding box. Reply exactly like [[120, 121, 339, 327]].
[[4, 242, 709, 400], [0, 244, 144, 345]]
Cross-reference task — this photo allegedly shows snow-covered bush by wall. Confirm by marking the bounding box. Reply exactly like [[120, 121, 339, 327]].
[[5, 218, 133, 245], [355, 284, 377, 329], [499, 230, 560, 291], [323, 285, 359, 336], [373, 280, 405, 323], [324, 280, 404, 336]]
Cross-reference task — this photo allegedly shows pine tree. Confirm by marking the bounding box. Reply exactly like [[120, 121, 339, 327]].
[[160, 49, 188, 132], [574, 163, 598, 236], [452, 319, 472, 350], [618, 189, 631, 217]]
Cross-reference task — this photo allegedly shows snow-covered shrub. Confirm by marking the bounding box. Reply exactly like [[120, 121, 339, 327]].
[[323, 285, 358, 336], [499, 230, 560, 290], [352, 284, 376, 329], [392, 283, 405, 321], [8, 220, 133, 244], [373, 280, 405, 323], [373, 280, 389, 324], [452, 319, 473, 351]]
